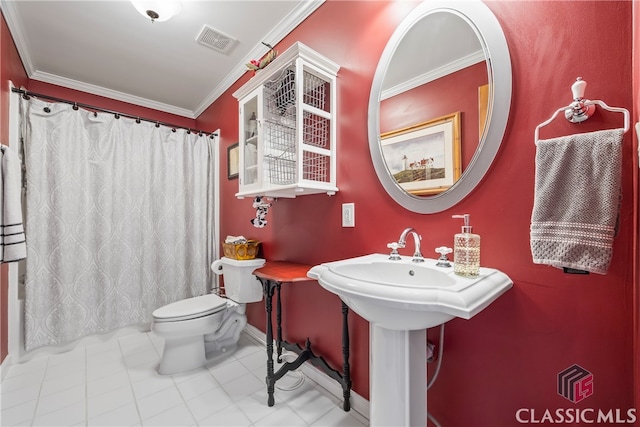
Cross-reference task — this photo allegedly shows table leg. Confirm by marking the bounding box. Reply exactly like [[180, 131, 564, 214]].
[[261, 278, 277, 407], [258, 274, 351, 411], [276, 283, 283, 363]]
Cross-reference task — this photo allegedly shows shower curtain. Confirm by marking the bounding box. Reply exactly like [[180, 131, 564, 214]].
[[20, 96, 217, 351]]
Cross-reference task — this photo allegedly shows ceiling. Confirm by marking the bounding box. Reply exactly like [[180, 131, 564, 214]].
[[0, 0, 322, 119]]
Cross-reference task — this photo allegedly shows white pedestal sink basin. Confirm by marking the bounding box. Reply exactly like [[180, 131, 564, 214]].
[[308, 254, 512, 426]]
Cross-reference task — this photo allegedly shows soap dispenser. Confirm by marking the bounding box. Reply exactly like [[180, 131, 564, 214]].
[[452, 214, 480, 277]]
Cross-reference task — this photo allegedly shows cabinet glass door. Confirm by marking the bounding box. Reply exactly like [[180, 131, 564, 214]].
[[241, 94, 259, 188]]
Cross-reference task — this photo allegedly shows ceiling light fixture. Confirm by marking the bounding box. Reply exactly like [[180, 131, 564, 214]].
[[131, 1, 182, 23]]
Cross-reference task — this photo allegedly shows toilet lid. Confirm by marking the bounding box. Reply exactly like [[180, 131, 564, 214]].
[[153, 294, 227, 322]]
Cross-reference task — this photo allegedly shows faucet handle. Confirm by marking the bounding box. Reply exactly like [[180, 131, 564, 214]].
[[435, 247, 453, 256], [435, 246, 453, 268], [387, 242, 401, 260]]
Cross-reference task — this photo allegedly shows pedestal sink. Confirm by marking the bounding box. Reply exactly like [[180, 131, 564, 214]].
[[308, 254, 513, 426]]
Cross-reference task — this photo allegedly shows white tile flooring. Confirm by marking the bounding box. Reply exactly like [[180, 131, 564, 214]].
[[1, 330, 368, 426]]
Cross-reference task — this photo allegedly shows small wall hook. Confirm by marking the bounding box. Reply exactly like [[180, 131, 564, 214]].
[[564, 77, 595, 123]]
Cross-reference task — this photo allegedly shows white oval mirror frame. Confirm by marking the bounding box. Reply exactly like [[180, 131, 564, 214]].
[[368, 0, 512, 214]]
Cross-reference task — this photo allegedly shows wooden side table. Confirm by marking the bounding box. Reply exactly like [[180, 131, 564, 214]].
[[253, 261, 351, 411]]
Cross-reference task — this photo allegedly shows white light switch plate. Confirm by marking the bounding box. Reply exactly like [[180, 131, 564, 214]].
[[342, 203, 355, 227]]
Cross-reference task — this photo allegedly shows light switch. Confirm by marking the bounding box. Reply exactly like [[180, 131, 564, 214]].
[[342, 203, 355, 227]]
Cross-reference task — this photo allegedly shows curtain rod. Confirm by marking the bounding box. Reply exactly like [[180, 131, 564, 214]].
[[11, 88, 218, 138]]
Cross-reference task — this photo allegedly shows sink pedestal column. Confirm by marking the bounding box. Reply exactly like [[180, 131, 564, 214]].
[[370, 325, 427, 426]]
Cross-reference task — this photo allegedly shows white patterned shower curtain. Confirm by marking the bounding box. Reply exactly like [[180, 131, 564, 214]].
[[20, 97, 217, 351]]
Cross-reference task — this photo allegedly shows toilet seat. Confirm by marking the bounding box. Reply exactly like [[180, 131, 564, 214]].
[[153, 294, 227, 323]]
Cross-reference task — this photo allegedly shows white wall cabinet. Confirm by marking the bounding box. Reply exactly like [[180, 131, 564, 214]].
[[233, 42, 339, 199]]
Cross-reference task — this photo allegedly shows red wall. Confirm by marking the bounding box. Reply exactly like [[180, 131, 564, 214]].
[[0, 10, 28, 365], [198, 1, 637, 425], [631, 0, 640, 415]]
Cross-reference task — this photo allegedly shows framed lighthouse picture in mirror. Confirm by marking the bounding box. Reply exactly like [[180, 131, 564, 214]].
[[380, 112, 461, 196]]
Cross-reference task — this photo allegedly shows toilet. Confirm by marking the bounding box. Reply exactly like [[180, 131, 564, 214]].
[[152, 257, 265, 375]]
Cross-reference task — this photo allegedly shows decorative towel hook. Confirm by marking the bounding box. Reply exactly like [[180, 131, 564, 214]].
[[534, 77, 630, 143], [564, 77, 595, 123]]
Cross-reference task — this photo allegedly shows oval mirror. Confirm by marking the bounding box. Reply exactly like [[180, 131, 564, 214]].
[[368, 0, 511, 213]]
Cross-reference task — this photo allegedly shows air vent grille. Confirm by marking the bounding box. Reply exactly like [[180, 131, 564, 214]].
[[196, 25, 236, 54]]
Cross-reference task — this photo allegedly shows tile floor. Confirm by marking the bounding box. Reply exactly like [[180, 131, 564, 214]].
[[1, 330, 369, 426]]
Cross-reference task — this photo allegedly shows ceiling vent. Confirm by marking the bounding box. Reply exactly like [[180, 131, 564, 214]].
[[196, 25, 236, 54]]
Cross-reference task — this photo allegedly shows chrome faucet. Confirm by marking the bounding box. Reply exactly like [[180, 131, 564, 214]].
[[387, 227, 424, 262]]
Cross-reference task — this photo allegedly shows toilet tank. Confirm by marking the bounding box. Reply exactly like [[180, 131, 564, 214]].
[[212, 257, 266, 303]]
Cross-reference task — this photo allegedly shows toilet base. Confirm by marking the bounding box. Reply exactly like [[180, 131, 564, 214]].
[[156, 304, 248, 375], [158, 335, 207, 375]]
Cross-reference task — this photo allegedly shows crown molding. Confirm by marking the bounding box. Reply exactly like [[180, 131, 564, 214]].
[[381, 50, 486, 101], [30, 71, 196, 118]]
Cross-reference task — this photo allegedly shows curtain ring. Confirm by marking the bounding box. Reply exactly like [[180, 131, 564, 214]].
[[43, 107, 51, 113], [171, 128, 176, 133], [155, 122, 160, 128], [114, 113, 120, 119], [136, 118, 141, 124], [72, 103, 79, 111], [187, 129, 191, 134]]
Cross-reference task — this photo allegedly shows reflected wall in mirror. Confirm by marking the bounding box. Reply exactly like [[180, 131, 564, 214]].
[[368, 0, 511, 214]]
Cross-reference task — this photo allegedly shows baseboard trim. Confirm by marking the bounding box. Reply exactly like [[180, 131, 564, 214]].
[[243, 324, 370, 421]]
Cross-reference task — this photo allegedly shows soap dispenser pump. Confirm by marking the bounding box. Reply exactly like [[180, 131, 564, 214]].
[[452, 214, 480, 277]]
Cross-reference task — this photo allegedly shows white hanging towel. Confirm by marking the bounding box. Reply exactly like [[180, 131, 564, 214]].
[[530, 128, 624, 274], [1, 145, 26, 262]]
